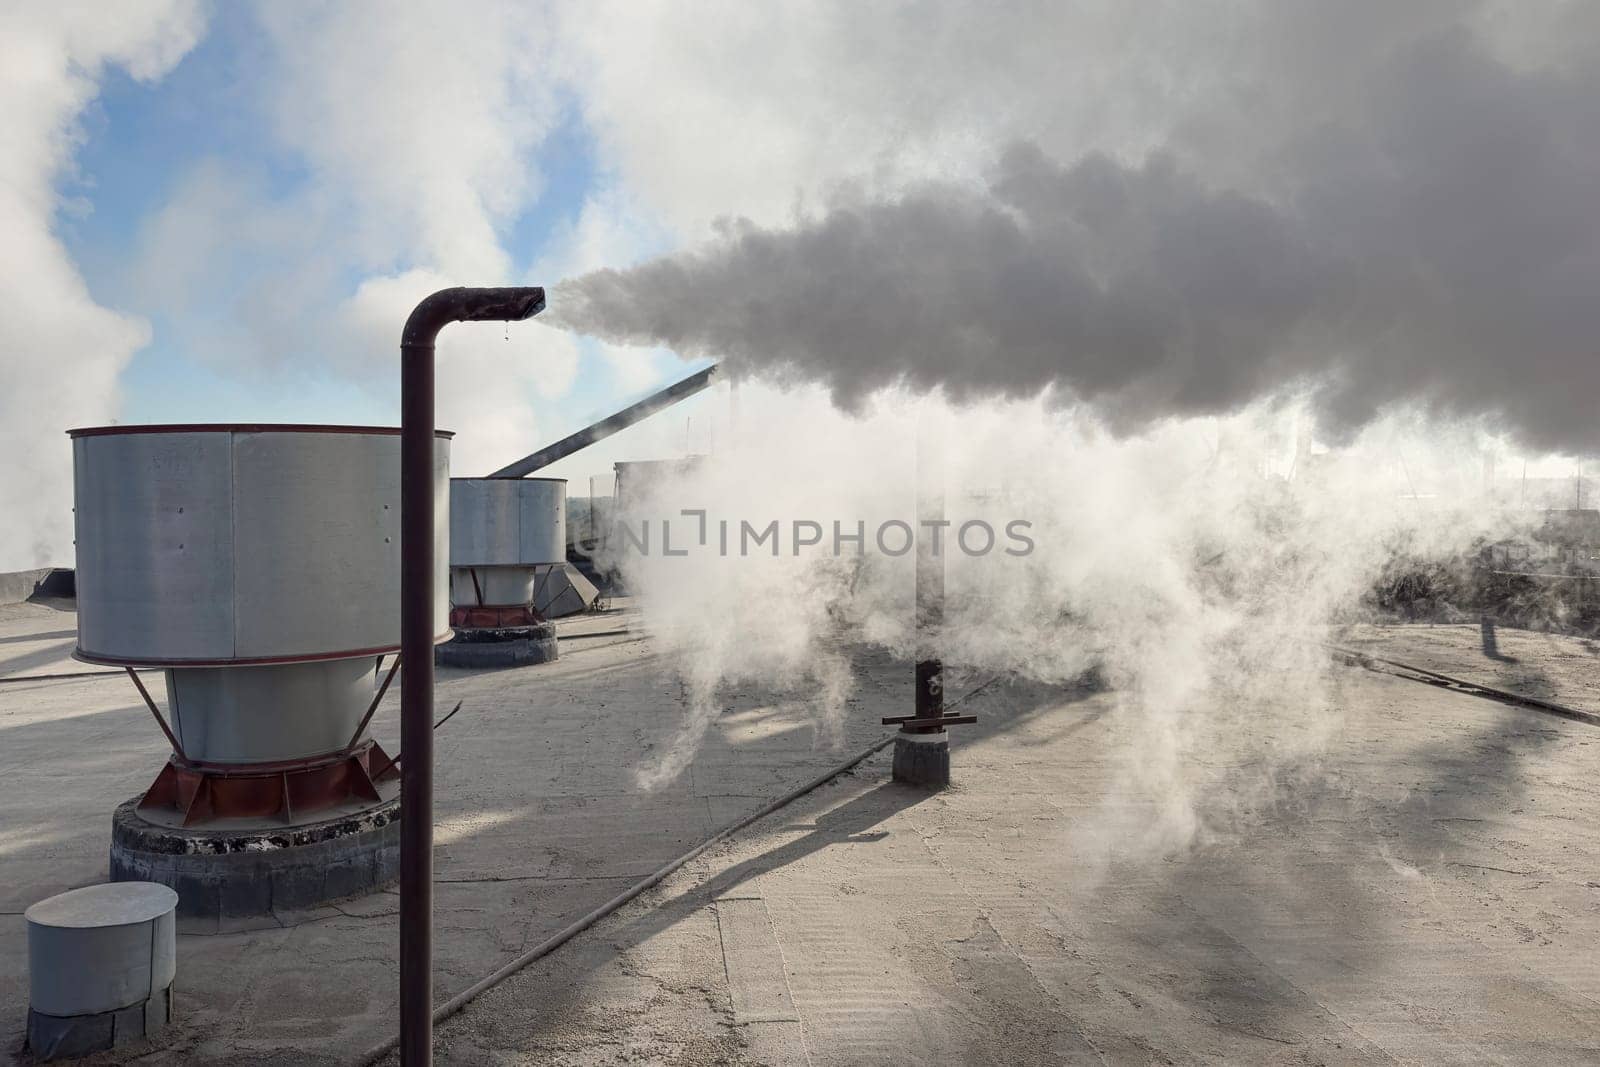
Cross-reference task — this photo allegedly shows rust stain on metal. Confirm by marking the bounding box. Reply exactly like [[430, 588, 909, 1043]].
[[137, 740, 399, 826]]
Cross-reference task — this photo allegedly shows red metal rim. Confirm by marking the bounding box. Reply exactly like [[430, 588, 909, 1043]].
[[173, 746, 376, 776], [450, 476, 567, 483], [68, 423, 456, 439], [74, 630, 455, 668], [450, 604, 547, 628]]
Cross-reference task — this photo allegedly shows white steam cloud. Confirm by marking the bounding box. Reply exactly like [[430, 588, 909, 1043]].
[[609, 385, 1519, 859], [537, 3, 1600, 848], [0, 2, 206, 570], [5, 0, 1591, 863], [550, 26, 1600, 453]]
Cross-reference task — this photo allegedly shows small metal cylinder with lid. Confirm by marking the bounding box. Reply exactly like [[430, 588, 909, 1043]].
[[25, 882, 179, 1060]]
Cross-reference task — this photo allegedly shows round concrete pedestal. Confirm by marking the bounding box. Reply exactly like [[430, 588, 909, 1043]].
[[109, 796, 401, 918], [435, 620, 558, 668], [25, 882, 177, 1061], [892, 731, 950, 788]]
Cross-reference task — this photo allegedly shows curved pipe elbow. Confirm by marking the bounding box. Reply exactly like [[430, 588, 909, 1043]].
[[402, 286, 547, 349]]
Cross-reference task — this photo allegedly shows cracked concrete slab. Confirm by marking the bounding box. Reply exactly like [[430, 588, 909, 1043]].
[[714, 897, 800, 1025]]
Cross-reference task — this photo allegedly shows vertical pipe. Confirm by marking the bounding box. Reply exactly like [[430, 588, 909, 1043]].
[[399, 329, 435, 1067], [399, 286, 544, 1065], [913, 420, 945, 729]]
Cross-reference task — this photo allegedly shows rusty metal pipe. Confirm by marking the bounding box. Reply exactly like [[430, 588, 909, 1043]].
[[400, 286, 544, 1066], [911, 422, 945, 733]]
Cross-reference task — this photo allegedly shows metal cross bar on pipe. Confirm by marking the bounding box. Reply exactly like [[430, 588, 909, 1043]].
[[881, 714, 978, 727], [126, 667, 185, 759], [371, 700, 466, 781], [400, 286, 544, 1066], [486, 364, 719, 478], [345, 655, 403, 752]]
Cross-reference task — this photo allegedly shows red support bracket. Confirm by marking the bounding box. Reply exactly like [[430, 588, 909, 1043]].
[[136, 740, 399, 826]]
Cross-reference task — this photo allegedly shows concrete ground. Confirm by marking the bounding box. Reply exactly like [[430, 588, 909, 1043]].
[[0, 598, 898, 1064], [1337, 619, 1600, 717], [3, 603, 1599, 1065], [417, 636, 1600, 1066]]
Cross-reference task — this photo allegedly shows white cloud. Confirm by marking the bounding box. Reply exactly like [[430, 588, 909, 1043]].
[[253, 0, 561, 279], [21, 0, 1597, 564], [107, 2, 578, 483], [0, 1, 206, 569]]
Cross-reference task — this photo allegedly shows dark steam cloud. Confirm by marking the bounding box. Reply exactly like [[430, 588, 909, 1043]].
[[547, 28, 1600, 453]]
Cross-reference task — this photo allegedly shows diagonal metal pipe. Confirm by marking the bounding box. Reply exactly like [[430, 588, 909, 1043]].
[[486, 363, 720, 478], [399, 286, 545, 1065]]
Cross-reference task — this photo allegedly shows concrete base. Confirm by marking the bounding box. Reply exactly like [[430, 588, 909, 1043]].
[[892, 731, 950, 788], [109, 796, 400, 918], [26, 983, 172, 1060], [436, 621, 558, 669], [0, 566, 72, 605]]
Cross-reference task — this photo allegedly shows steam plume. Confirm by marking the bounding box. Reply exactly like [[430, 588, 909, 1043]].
[[547, 30, 1600, 454]]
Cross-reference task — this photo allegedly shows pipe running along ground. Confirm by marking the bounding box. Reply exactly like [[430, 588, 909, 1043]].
[[354, 673, 1000, 1066]]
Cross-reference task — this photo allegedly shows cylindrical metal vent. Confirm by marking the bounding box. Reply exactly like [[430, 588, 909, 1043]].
[[72, 424, 452, 665], [448, 477, 566, 610], [70, 424, 451, 825], [164, 659, 376, 763]]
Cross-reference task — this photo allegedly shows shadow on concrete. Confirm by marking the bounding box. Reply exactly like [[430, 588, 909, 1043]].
[[1479, 615, 1518, 663], [1155, 681, 1579, 1044], [427, 675, 1100, 1048], [0, 638, 78, 677], [0, 628, 75, 645], [10, 608, 1592, 1063], [1383, 703, 1566, 866], [657, 779, 929, 910]]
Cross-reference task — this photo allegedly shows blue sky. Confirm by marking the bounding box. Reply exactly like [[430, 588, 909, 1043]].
[[54, 3, 710, 477]]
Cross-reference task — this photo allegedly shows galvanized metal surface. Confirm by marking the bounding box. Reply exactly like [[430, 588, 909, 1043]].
[[71, 427, 451, 665], [166, 658, 377, 763], [73, 431, 236, 661], [449, 477, 566, 567], [534, 561, 600, 618], [26, 883, 178, 1017], [449, 565, 545, 607]]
